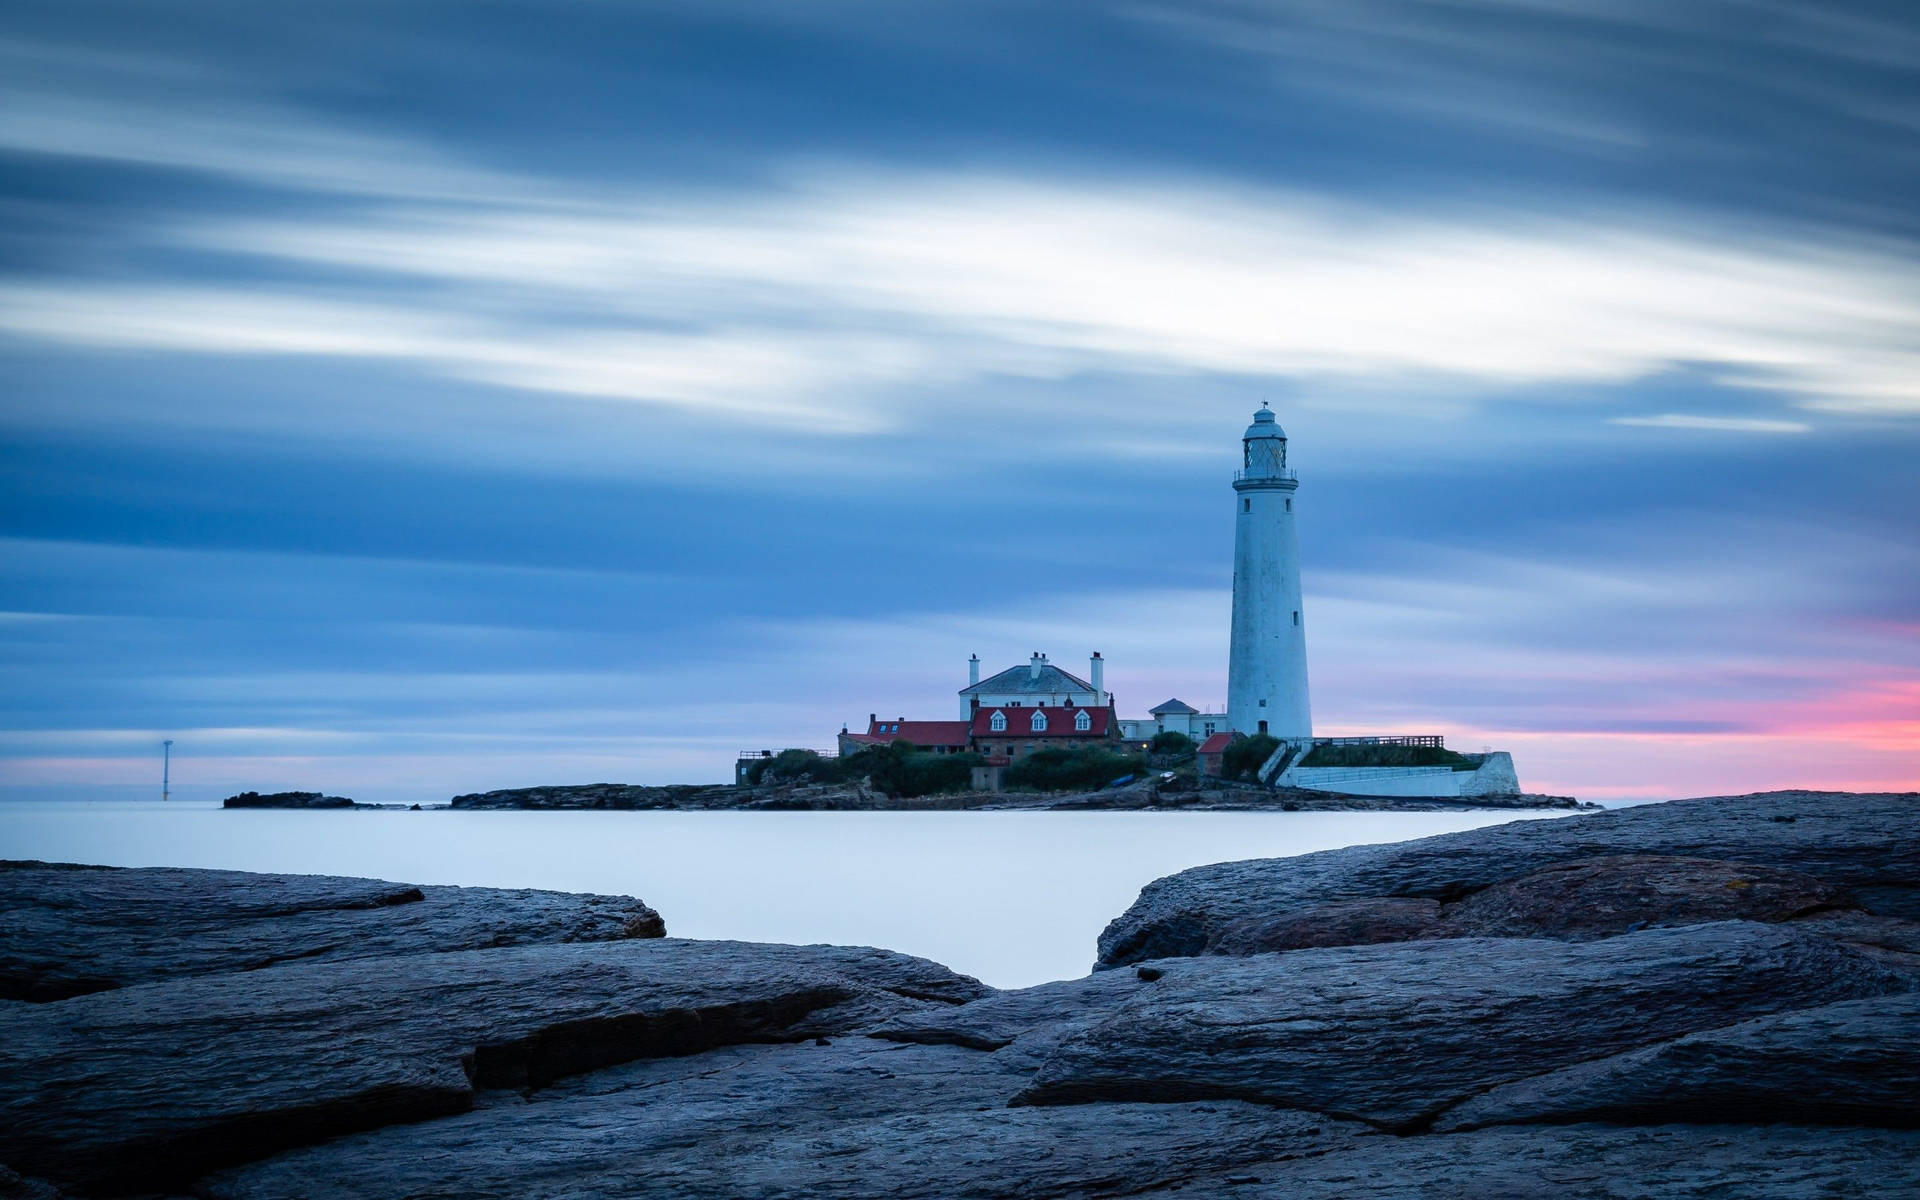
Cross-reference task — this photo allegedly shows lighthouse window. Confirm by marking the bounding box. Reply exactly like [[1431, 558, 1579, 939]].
[[1293, 611, 1300, 625], [1242, 498, 1250, 512], [1285, 499, 1292, 512]]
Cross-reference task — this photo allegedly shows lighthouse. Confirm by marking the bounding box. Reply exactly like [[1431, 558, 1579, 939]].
[[1227, 404, 1311, 740]]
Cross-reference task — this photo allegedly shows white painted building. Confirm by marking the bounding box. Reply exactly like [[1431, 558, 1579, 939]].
[[1118, 699, 1229, 743], [1227, 404, 1312, 741], [959, 652, 1111, 718]]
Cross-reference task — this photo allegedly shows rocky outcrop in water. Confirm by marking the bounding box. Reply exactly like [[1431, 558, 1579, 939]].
[[0, 861, 664, 1002], [447, 778, 1585, 812], [4, 790, 1918, 1198], [221, 790, 361, 809]]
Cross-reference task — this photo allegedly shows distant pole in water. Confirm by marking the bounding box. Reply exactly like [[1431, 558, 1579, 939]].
[[162, 739, 173, 803]]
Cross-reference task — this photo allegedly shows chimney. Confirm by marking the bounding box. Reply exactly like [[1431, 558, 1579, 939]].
[[1029, 652, 1044, 681], [868, 713, 876, 730], [969, 653, 980, 686], [1090, 651, 1104, 700]]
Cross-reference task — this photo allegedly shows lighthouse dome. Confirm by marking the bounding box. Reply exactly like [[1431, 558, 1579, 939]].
[[1243, 404, 1287, 440]]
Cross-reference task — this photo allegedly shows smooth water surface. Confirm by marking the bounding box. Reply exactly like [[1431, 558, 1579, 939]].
[[0, 800, 1577, 987]]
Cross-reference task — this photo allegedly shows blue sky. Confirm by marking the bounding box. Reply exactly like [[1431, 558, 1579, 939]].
[[2, 0, 1917, 802]]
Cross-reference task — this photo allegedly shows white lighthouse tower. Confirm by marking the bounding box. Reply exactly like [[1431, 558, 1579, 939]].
[[1227, 404, 1312, 740]]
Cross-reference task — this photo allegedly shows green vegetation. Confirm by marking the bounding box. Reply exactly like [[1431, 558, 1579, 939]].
[[1003, 746, 1148, 792], [1148, 731, 1195, 755], [744, 743, 983, 798], [1220, 732, 1281, 782], [1297, 743, 1479, 771]]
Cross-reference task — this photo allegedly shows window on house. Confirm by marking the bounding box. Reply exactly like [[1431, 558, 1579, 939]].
[[1031, 710, 1047, 732], [1074, 710, 1091, 731], [1259, 699, 1267, 707], [1258, 720, 1268, 734], [989, 711, 1006, 732]]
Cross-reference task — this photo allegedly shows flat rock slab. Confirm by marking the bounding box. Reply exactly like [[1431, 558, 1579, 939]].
[[1441, 854, 1854, 940], [0, 861, 665, 1001], [1016, 922, 1915, 1129], [201, 1035, 1369, 1200], [1438, 990, 1920, 1130], [1140, 1122, 1920, 1199], [1099, 790, 1920, 965], [0, 938, 987, 1193]]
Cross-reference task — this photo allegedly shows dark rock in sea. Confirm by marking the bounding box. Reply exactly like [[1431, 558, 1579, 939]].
[[1436, 990, 1920, 1131], [221, 790, 358, 809], [0, 861, 664, 1002], [1098, 790, 1920, 966], [1015, 923, 1913, 1129], [0, 938, 986, 1193]]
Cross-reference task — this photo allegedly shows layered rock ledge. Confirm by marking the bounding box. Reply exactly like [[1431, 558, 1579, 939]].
[[447, 778, 1587, 812], [4, 789, 1917, 1198]]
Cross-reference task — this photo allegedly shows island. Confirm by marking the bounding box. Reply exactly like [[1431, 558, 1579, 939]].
[[6, 788, 1915, 1197]]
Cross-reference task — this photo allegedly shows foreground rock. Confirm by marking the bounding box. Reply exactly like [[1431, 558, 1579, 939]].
[[1100, 790, 1920, 965], [0, 939, 986, 1193], [1133, 1123, 1920, 1199], [1437, 989, 1920, 1131], [199, 1037, 1369, 1200], [7, 789, 1919, 1198], [1014, 923, 1911, 1129], [0, 861, 664, 1001]]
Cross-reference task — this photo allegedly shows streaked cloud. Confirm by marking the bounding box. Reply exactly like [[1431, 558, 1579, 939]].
[[1609, 414, 1813, 434], [4, 172, 1918, 434]]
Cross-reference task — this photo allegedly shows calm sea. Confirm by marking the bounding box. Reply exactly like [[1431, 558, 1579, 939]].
[[0, 800, 1577, 988]]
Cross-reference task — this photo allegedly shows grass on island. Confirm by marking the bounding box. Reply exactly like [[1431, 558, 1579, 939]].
[[1297, 743, 1481, 771]]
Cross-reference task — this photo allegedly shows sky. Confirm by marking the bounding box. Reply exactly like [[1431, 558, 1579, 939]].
[[1, 0, 1917, 804]]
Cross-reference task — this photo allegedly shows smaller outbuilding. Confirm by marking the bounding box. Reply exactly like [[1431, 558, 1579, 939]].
[[1197, 731, 1239, 777]]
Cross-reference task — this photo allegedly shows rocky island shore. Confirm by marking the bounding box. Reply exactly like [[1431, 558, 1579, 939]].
[[221, 777, 1588, 812], [6, 788, 1917, 1197]]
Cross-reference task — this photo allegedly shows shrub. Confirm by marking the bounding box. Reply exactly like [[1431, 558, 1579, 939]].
[[745, 748, 848, 787], [1148, 731, 1196, 756], [1004, 746, 1147, 792], [1220, 733, 1282, 781], [840, 741, 983, 798]]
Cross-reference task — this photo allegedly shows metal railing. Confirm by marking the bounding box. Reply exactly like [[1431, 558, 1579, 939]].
[[1233, 468, 1298, 484], [1315, 735, 1445, 748]]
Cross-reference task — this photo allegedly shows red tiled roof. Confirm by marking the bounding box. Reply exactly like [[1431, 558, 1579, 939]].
[[970, 706, 1114, 738], [1197, 732, 1237, 754], [859, 719, 972, 748]]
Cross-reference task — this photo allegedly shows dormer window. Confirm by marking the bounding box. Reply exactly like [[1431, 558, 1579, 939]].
[[989, 710, 1007, 732], [1030, 710, 1047, 732], [1074, 710, 1091, 732]]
